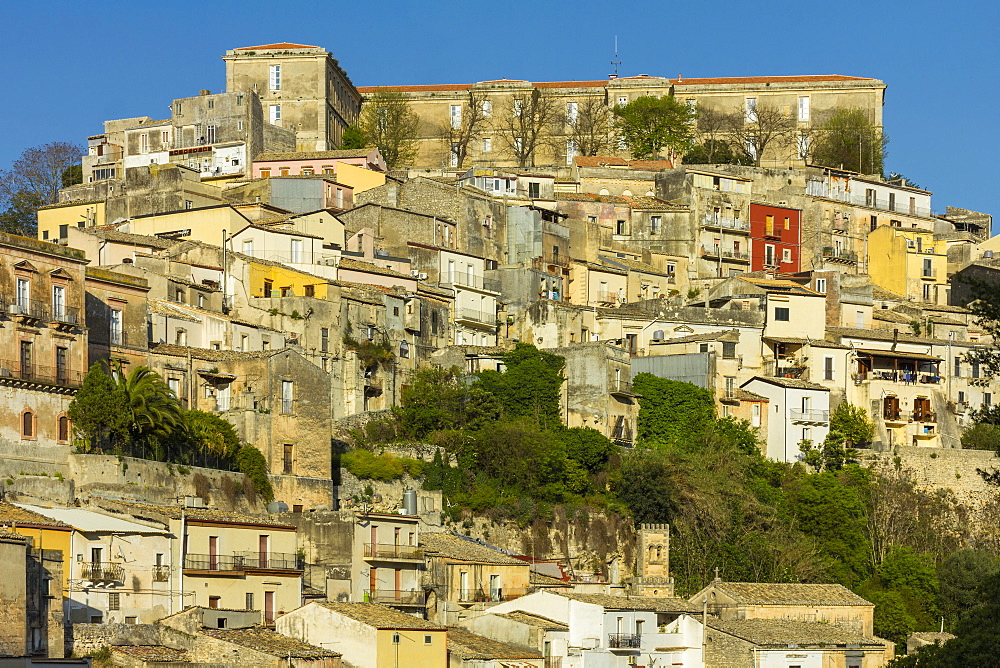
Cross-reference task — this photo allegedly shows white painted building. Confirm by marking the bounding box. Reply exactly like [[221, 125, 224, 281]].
[[438, 248, 500, 346], [742, 376, 831, 463]]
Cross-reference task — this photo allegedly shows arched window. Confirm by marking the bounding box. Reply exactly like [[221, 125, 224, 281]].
[[21, 411, 34, 439], [58, 416, 70, 442]]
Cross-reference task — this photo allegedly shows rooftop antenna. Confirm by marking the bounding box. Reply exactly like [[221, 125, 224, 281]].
[[610, 36, 621, 79]]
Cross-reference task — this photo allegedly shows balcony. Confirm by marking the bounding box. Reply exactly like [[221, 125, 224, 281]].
[[450, 274, 501, 293], [81, 562, 125, 583], [152, 565, 170, 582], [49, 306, 81, 328], [8, 298, 48, 322], [0, 362, 83, 389], [540, 252, 570, 268], [883, 411, 907, 424], [456, 308, 497, 327], [701, 216, 750, 233], [790, 409, 830, 423], [822, 247, 858, 264], [458, 587, 530, 603], [610, 380, 635, 397], [854, 371, 941, 384], [920, 269, 938, 279], [366, 589, 425, 606], [608, 633, 642, 649], [184, 552, 303, 573], [912, 411, 937, 423], [701, 246, 749, 261], [364, 543, 424, 561]]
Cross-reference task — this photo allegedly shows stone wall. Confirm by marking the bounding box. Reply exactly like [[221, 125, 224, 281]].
[[871, 446, 1000, 508], [67, 623, 161, 657]]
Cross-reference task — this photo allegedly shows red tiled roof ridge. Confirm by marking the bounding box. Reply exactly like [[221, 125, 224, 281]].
[[672, 74, 877, 85], [234, 43, 319, 51]]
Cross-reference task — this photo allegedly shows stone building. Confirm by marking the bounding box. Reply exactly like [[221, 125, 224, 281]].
[[224, 43, 362, 152], [0, 234, 88, 464], [359, 73, 884, 169], [84, 267, 150, 368]]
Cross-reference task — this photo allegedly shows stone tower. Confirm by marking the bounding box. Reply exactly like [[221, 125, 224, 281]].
[[634, 523, 674, 597]]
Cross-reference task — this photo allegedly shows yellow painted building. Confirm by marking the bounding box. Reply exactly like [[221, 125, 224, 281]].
[[867, 225, 948, 303], [0, 503, 74, 593], [37, 200, 106, 242], [242, 255, 331, 299], [277, 601, 447, 668], [124, 204, 251, 246]]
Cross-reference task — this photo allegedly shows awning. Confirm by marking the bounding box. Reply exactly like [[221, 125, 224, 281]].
[[854, 348, 941, 361]]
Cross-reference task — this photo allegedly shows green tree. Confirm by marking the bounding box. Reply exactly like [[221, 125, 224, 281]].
[[67, 363, 130, 452], [631, 374, 714, 447], [0, 141, 84, 236], [340, 125, 368, 149], [561, 427, 616, 473], [811, 108, 887, 175], [961, 422, 1000, 450], [356, 88, 420, 169], [612, 448, 680, 525], [938, 549, 1000, 628], [474, 344, 565, 429], [613, 96, 695, 160], [830, 403, 875, 448], [110, 363, 184, 447], [799, 431, 858, 472], [184, 410, 241, 468], [394, 366, 469, 438], [236, 445, 274, 502]]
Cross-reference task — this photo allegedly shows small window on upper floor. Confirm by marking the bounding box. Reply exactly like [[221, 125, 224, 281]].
[[774, 307, 790, 321]]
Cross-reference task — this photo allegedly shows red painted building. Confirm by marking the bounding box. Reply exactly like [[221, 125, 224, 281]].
[[749, 203, 802, 272]]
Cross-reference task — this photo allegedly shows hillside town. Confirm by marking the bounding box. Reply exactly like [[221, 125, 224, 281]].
[[1, 41, 999, 667]]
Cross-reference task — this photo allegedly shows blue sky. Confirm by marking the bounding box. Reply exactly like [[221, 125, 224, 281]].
[[4, 0, 996, 219]]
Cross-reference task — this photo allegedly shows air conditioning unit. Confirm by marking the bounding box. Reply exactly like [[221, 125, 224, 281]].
[[418, 272, 428, 280], [652, 330, 665, 340], [410, 270, 420, 277], [8, 304, 25, 315]]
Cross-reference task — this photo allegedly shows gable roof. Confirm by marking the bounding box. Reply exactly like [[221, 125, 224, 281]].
[[14, 504, 170, 534], [420, 533, 526, 565], [703, 581, 871, 606], [315, 602, 445, 630], [707, 619, 885, 647], [94, 499, 296, 529], [199, 627, 339, 658], [446, 627, 542, 660], [559, 592, 701, 613], [0, 502, 71, 529], [496, 611, 569, 631]]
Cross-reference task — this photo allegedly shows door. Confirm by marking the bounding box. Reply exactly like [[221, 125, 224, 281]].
[[395, 568, 402, 599], [56, 347, 67, 384], [490, 574, 501, 601], [208, 536, 218, 570], [20, 341, 32, 379], [258, 535, 269, 568], [369, 567, 378, 598], [460, 571, 469, 601], [263, 591, 274, 623]]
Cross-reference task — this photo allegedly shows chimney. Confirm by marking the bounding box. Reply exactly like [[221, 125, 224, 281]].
[[677, 73, 683, 82], [200, 89, 211, 96]]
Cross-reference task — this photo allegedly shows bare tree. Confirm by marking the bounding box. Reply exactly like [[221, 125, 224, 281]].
[[0, 141, 84, 236], [437, 91, 490, 169], [568, 96, 614, 157], [493, 91, 561, 168], [357, 88, 420, 169], [726, 101, 796, 167], [696, 107, 740, 163]]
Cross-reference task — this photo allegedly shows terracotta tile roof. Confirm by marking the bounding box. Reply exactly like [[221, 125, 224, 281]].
[[627, 160, 675, 170], [233, 43, 319, 51], [599, 256, 667, 275], [707, 619, 885, 647], [732, 388, 768, 402], [0, 529, 28, 544], [85, 267, 150, 290], [745, 376, 830, 391], [111, 646, 188, 662], [658, 330, 738, 345], [560, 592, 701, 613], [357, 83, 474, 93], [150, 343, 287, 362], [255, 149, 375, 162], [706, 581, 871, 606], [735, 276, 821, 295], [556, 192, 682, 210], [827, 326, 949, 346], [910, 631, 956, 643], [872, 286, 907, 301], [80, 227, 178, 249], [421, 533, 526, 565], [95, 499, 296, 528], [532, 80, 610, 89], [316, 602, 445, 630], [574, 156, 629, 167], [200, 627, 339, 658], [497, 611, 568, 631], [672, 75, 878, 85], [447, 627, 542, 660], [0, 502, 71, 529], [338, 257, 412, 279]]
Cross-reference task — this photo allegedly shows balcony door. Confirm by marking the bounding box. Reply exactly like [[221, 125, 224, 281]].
[[208, 536, 218, 570], [264, 591, 274, 623], [259, 535, 269, 568]]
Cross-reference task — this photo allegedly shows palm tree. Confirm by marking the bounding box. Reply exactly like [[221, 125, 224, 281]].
[[108, 362, 184, 458]]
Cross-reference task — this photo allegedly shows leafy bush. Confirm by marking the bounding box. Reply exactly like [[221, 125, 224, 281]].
[[341, 449, 423, 481], [236, 446, 273, 502]]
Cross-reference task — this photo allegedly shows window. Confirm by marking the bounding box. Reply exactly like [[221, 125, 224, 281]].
[[450, 142, 459, 167], [168, 378, 180, 396], [782, 248, 792, 263], [986, 393, 993, 408], [52, 285, 65, 318], [513, 99, 524, 116], [815, 278, 827, 293], [290, 238, 303, 263], [281, 380, 293, 414], [528, 182, 540, 198], [162, 130, 170, 144], [237, 120, 243, 131], [208, 596, 220, 609], [16, 278, 29, 309], [450, 104, 462, 129], [774, 307, 790, 321], [399, 340, 409, 358], [58, 416, 70, 441], [923, 258, 933, 277], [283, 444, 294, 475], [175, 328, 187, 346], [566, 102, 578, 125], [139, 133, 148, 154], [744, 97, 757, 123], [724, 376, 736, 398], [745, 137, 757, 160], [797, 134, 809, 158], [650, 216, 661, 233], [279, 167, 290, 176], [482, 137, 491, 153], [260, 169, 271, 178], [22, 411, 34, 439], [802, 427, 812, 443], [566, 139, 578, 165], [765, 245, 775, 266], [955, 357, 962, 377], [321, 328, 329, 353], [751, 404, 761, 427], [56, 346, 67, 384], [888, 192, 896, 211], [269, 64, 281, 90], [184, 200, 193, 209], [618, 96, 628, 106], [206, 125, 216, 143], [20, 340, 32, 376], [699, 343, 710, 353], [824, 356, 835, 381], [109, 592, 120, 611], [424, 635, 433, 645], [481, 99, 492, 117], [722, 342, 736, 359], [616, 219, 627, 235], [765, 215, 774, 236], [797, 96, 810, 121], [269, 105, 281, 124], [922, 283, 932, 301], [685, 98, 696, 112], [865, 188, 877, 207]]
